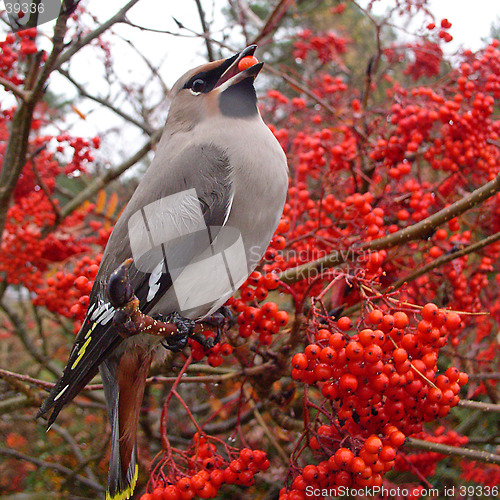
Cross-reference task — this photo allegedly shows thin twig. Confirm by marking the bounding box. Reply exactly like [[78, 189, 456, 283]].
[[51, 423, 99, 484], [0, 303, 62, 378], [264, 64, 338, 116], [390, 231, 500, 291], [194, 0, 215, 61], [58, 67, 154, 135], [55, 0, 141, 68], [468, 373, 500, 380], [31, 149, 62, 223], [251, 0, 293, 45], [245, 388, 290, 465]]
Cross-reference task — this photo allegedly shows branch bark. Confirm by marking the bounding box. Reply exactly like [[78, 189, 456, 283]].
[[405, 437, 500, 465], [0, 75, 29, 100], [340, 230, 500, 318], [278, 172, 500, 284], [0, 0, 75, 284], [458, 399, 500, 413]]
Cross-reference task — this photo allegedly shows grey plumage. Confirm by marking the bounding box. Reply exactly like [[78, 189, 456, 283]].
[[38, 45, 288, 500]]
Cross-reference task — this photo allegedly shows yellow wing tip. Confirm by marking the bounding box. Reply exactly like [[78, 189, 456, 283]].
[[106, 464, 139, 500]]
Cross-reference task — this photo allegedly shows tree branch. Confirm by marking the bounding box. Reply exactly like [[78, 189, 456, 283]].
[[251, 0, 293, 45], [458, 399, 500, 413], [194, 0, 215, 61], [58, 67, 155, 135], [0, 0, 74, 283], [51, 423, 99, 484], [55, 0, 142, 69], [0, 303, 62, 378], [340, 230, 500, 318], [264, 64, 338, 116], [389, 230, 500, 291], [405, 438, 500, 465], [0, 75, 29, 100], [0, 362, 275, 391], [279, 172, 500, 284]]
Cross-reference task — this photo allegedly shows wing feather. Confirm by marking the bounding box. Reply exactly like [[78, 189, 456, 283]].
[[38, 143, 234, 424]]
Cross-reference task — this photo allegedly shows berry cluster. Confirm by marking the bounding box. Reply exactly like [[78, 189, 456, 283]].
[[293, 29, 349, 65], [33, 255, 101, 331], [189, 330, 233, 367], [283, 304, 468, 495], [228, 269, 289, 346], [460, 460, 500, 488], [140, 434, 269, 500]]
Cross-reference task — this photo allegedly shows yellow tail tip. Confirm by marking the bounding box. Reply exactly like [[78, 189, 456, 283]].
[[105, 464, 139, 500]]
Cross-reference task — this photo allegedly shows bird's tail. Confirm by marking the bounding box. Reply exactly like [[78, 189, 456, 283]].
[[100, 347, 152, 500]]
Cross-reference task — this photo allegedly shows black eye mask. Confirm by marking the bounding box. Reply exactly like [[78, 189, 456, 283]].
[[183, 54, 238, 94]]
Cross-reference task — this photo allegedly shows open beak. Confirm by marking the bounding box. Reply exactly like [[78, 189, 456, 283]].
[[214, 45, 264, 91]]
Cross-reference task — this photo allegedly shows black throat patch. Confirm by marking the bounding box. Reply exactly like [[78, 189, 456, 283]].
[[219, 78, 258, 118]]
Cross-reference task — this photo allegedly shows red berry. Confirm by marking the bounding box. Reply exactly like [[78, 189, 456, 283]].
[[334, 447, 354, 469], [422, 303, 438, 321], [292, 353, 308, 369], [364, 435, 383, 454], [305, 344, 320, 360], [337, 316, 352, 331]]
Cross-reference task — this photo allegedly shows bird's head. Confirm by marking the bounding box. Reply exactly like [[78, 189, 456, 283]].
[[166, 45, 264, 130]]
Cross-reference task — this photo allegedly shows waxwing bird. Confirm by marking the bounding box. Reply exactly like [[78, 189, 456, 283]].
[[37, 45, 288, 500]]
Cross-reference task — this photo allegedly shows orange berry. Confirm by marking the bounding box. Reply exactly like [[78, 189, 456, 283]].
[[393, 311, 409, 329], [238, 55, 259, 71]]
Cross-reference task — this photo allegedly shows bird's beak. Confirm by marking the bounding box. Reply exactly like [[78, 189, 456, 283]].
[[213, 45, 264, 92]]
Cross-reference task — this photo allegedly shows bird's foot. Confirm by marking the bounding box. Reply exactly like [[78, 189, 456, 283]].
[[194, 306, 235, 348], [106, 260, 229, 351], [202, 306, 236, 329], [160, 312, 196, 352]]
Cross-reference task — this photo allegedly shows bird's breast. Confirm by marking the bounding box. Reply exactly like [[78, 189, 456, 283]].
[[217, 117, 288, 269]]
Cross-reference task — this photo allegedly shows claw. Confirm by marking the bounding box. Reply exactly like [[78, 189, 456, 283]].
[[166, 312, 196, 336], [161, 334, 189, 352], [202, 306, 236, 328], [190, 331, 218, 350], [159, 312, 195, 352]]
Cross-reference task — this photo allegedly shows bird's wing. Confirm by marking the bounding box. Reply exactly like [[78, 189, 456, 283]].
[[38, 143, 234, 426]]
